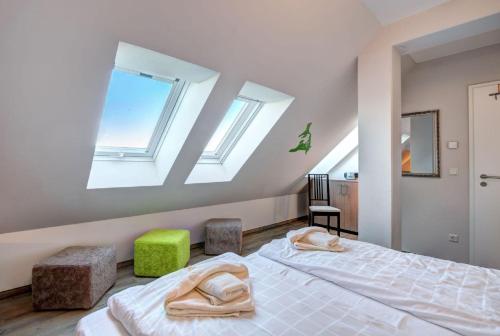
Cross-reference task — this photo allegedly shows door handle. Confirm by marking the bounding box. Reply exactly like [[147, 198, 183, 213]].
[[480, 174, 500, 179]]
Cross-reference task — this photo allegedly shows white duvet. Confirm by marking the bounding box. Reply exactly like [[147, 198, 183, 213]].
[[106, 252, 458, 336], [259, 237, 500, 336]]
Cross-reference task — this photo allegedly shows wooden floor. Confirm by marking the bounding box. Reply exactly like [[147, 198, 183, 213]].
[[0, 219, 356, 336]]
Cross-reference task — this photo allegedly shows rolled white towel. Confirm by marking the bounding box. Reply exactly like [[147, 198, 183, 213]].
[[301, 231, 339, 248], [196, 272, 248, 305]]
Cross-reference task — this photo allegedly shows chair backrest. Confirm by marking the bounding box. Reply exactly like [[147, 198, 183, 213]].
[[308, 174, 330, 206]]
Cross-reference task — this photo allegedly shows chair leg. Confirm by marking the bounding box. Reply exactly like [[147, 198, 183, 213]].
[[308, 211, 311, 226], [336, 213, 341, 236], [327, 216, 330, 233]]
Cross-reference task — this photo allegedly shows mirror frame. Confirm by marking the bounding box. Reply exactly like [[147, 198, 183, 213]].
[[401, 109, 440, 178]]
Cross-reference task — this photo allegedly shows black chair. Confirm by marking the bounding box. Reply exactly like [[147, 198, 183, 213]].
[[308, 174, 341, 235]]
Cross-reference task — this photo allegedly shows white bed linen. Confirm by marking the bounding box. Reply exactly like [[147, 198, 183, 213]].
[[259, 237, 500, 336], [77, 252, 458, 336], [76, 307, 129, 336]]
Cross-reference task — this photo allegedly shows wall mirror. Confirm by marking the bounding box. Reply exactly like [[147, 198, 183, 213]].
[[401, 110, 440, 177]]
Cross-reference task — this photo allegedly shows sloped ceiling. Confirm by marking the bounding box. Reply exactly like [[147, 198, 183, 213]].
[[361, 0, 450, 26], [0, 0, 379, 234], [399, 12, 500, 63]]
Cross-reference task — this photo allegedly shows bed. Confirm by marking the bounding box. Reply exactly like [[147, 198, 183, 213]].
[[76, 252, 458, 336], [259, 237, 500, 336]]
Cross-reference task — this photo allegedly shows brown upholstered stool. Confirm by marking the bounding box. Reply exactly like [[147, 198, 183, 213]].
[[32, 246, 116, 310], [205, 218, 243, 255]]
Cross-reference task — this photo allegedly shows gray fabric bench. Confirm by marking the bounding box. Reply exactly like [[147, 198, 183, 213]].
[[32, 246, 116, 310], [205, 218, 243, 255]]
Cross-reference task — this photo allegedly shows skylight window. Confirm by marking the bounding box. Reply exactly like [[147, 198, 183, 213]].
[[94, 68, 186, 159], [200, 96, 262, 163], [309, 126, 358, 174], [87, 41, 220, 189], [186, 81, 294, 184]]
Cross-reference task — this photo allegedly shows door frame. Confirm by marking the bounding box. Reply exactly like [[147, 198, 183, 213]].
[[468, 80, 500, 265]]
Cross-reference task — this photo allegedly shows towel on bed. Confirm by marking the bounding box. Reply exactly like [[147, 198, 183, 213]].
[[287, 227, 344, 252], [196, 272, 248, 305], [165, 260, 254, 317]]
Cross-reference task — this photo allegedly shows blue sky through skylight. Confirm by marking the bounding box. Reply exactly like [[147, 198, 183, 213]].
[[96, 69, 173, 149], [204, 99, 248, 152]]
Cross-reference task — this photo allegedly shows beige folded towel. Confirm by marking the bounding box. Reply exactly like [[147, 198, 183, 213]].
[[287, 227, 344, 252], [196, 272, 248, 305], [302, 231, 339, 248], [165, 261, 254, 317]]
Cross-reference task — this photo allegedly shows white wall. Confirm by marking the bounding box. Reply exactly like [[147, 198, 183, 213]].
[[0, 0, 378, 234], [358, 46, 401, 249], [329, 150, 359, 180], [358, 0, 500, 250], [401, 43, 500, 263], [0, 193, 305, 292]]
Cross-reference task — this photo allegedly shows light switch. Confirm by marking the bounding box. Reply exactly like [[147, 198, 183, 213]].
[[447, 141, 459, 149], [449, 168, 458, 176]]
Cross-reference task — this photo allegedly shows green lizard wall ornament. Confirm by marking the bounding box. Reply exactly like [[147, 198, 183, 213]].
[[289, 122, 312, 154]]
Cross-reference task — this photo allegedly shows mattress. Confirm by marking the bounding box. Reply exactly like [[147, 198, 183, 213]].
[[76, 252, 458, 336], [259, 237, 500, 336]]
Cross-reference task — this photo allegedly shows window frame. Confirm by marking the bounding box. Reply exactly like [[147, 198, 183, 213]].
[[94, 67, 188, 161], [199, 96, 263, 164]]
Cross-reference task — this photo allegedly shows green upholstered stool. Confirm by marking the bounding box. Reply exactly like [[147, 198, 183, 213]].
[[134, 229, 190, 277]]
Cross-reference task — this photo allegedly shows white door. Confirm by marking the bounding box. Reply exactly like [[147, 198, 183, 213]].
[[470, 81, 500, 269]]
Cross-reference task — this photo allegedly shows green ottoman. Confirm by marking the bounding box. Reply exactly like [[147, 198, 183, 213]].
[[134, 229, 190, 277]]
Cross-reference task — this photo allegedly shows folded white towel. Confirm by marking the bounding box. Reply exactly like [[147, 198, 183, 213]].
[[165, 261, 254, 317], [287, 227, 344, 252], [196, 272, 248, 305], [302, 231, 339, 248]]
